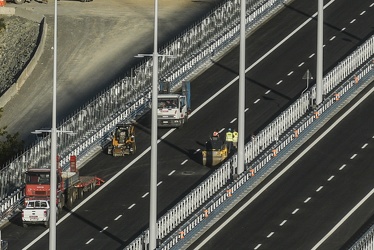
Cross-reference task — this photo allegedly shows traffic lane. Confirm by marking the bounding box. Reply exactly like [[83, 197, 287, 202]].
[[193, 86, 374, 250]]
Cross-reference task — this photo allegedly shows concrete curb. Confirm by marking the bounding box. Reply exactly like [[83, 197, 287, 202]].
[[0, 7, 47, 108]]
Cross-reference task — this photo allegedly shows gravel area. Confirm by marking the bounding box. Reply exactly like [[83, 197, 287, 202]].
[[0, 15, 39, 96]]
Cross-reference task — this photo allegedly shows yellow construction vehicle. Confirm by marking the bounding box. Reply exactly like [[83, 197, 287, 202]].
[[107, 123, 136, 156], [202, 136, 228, 167]]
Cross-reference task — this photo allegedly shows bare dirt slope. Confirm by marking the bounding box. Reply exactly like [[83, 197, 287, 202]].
[[0, 0, 222, 145]]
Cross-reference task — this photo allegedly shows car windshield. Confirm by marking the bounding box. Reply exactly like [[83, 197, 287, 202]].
[[158, 98, 178, 109]]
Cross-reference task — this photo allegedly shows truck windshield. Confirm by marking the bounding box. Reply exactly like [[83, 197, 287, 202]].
[[26, 173, 50, 184], [158, 98, 178, 109]]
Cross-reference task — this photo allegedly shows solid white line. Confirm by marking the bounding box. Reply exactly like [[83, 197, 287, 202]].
[[157, 181, 163, 186], [142, 192, 149, 198], [265, 90, 271, 95], [309, 53, 315, 58], [361, 143, 368, 149], [298, 62, 305, 67], [287, 71, 294, 76], [316, 186, 323, 192], [304, 197, 311, 203], [254, 99, 260, 104], [254, 244, 262, 250], [312, 188, 374, 250], [292, 208, 299, 214], [181, 159, 188, 165], [100, 226, 108, 233], [329, 36, 336, 41], [360, 11, 366, 15], [350, 19, 356, 24], [230, 118, 237, 123], [267, 232, 274, 238], [280, 220, 287, 226], [168, 170, 176, 176], [327, 175, 334, 181], [276, 80, 283, 85], [114, 215, 122, 221], [350, 154, 357, 159], [339, 164, 346, 171], [128, 203, 136, 209], [85, 238, 94, 244]]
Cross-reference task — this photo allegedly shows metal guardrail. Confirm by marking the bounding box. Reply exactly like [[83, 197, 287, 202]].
[[124, 34, 374, 249], [349, 224, 374, 250], [0, 0, 289, 220]]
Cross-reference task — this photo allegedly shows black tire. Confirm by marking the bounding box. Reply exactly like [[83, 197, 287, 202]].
[[67, 190, 74, 209], [78, 188, 84, 199]]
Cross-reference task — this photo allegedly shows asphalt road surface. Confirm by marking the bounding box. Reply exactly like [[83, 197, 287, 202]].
[[2, 0, 374, 249]]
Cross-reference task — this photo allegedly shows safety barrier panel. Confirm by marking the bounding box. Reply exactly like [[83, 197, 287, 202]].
[[0, 0, 288, 220], [349, 224, 374, 250], [125, 35, 374, 249]]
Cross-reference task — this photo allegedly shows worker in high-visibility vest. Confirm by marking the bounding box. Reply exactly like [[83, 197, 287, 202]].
[[225, 128, 233, 153], [232, 129, 238, 149]]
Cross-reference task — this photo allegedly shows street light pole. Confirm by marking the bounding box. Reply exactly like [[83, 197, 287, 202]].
[[149, 0, 159, 248], [316, 0, 323, 105]]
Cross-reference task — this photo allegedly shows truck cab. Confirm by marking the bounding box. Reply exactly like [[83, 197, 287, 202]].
[[157, 94, 188, 127]]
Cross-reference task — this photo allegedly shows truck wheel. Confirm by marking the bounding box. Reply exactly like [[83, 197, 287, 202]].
[[78, 188, 84, 199], [67, 190, 74, 209], [13, 0, 25, 4]]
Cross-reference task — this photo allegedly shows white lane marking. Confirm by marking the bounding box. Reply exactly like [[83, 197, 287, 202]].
[[350, 154, 357, 159], [157, 181, 163, 186], [85, 238, 94, 244], [230, 118, 237, 123], [328, 175, 334, 181], [114, 215, 122, 221], [245, 107, 249, 112], [287, 71, 294, 76], [371, 3, 374, 7], [267, 232, 274, 238], [329, 36, 336, 41], [194, 148, 201, 154], [168, 170, 176, 176], [316, 186, 323, 192], [312, 188, 374, 250], [181, 159, 188, 165], [219, 128, 225, 133], [142, 192, 149, 198], [265, 90, 271, 95], [350, 19, 356, 24], [292, 208, 299, 215], [100, 226, 108, 233], [304, 197, 311, 203], [254, 99, 260, 104], [339, 164, 346, 171], [128, 203, 136, 209], [362, 143, 368, 149], [360, 11, 366, 15], [340, 27, 346, 32], [276, 80, 283, 85], [298, 62, 305, 67], [280, 220, 287, 226], [309, 53, 315, 58], [254, 244, 262, 250]]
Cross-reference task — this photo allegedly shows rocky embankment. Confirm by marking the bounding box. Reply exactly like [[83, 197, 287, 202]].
[[0, 15, 38, 96]]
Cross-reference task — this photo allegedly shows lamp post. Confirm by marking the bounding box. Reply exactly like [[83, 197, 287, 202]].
[[316, 0, 323, 105]]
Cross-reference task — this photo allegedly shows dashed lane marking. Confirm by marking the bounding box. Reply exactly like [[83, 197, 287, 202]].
[[287, 71, 294, 76], [254, 244, 262, 250], [280, 220, 287, 226], [254, 99, 260, 104], [340, 27, 346, 32], [328, 175, 334, 181], [362, 143, 368, 149], [168, 170, 176, 176], [128, 204, 136, 209], [100, 226, 108, 233], [304, 197, 311, 203], [219, 128, 225, 133], [194, 149, 201, 154], [350, 19, 356, 24], [360, 11, 366, 15], [267, 232, 274, 238], [265, 90, 271, 95], [245, 107, 249, 112], [329, 36, 336, 41], [276, 80, 283, 85], [114, 215, 122, 221], [292, 208, 299, 215], [309, 53, 315, 58], [157, 181, 163, 186], [230, 118, 237, 123], [350, 154, 357, 159], [298, 62, 305, 67], [316, 186, 323, 192], [181, 160, 188, 165], [339, 164, 346, 171], [142, 192, 149, 198], [86, 238, 94, 244]]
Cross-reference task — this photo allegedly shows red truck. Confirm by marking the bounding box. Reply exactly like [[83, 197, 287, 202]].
[[24, 156, 104, 211]]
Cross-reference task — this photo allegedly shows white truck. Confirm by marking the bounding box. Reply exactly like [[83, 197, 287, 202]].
[[22, 200, 53, 228], [157, 81, 191, 128]]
